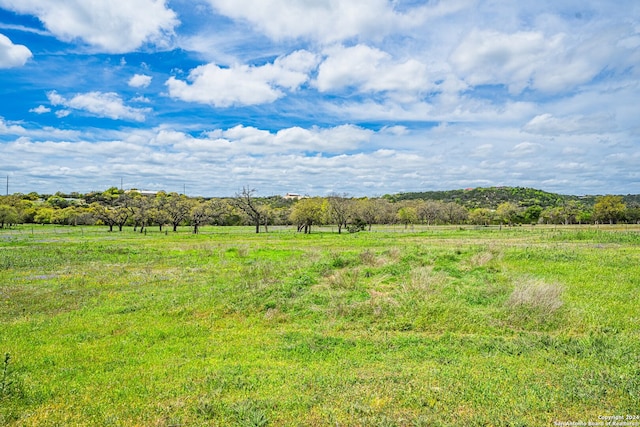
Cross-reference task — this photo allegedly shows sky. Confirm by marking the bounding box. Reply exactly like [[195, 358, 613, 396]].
[[0, 0, 639, 197]]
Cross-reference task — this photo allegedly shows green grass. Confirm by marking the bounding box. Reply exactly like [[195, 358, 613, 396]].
[[1, 225, 639, 425]]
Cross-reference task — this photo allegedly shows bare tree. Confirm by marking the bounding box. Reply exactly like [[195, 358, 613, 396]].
[[233, 187, 264, 233], [417, 200, 443, 225]]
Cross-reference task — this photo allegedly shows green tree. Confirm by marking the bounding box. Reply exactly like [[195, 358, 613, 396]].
[[90, 203, 118, 231], [164, 193, 191, 232], [129, 192, 152, 233], [468, 208, 493, 226], [290, 198, 326, 234], [625, 203, 640, 224], [523, 205, 543, 224], [0, 205, 19, 228], [496, 202, 521, 226], [189, 199, 209, 234], [34, 207, 55, 225], [594, 195, 626, 224], [396, 205, 418, 229]]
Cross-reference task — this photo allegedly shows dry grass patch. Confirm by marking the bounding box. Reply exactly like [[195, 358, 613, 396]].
[[404, 266, 448, 295], [505, 277, 565, 328]]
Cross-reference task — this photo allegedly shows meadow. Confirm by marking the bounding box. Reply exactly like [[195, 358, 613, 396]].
[[1, 224, 639, 426]]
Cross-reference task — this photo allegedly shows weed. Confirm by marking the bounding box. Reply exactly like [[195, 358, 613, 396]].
[[359, 250, 378, 266], [195, 397, 218, 420], [328, 269, 360, 290], [0, 353, 12, 398], [233, 399, 268, 427], [505, 277, 565, 327], [329, 252, 350, 268]]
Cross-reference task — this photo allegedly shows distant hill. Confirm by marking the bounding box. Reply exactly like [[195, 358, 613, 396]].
[[384, 187, 640, 209]]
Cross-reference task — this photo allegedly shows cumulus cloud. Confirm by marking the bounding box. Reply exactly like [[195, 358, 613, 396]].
[[29, 105, 51, 114], [315, 44, 430, 98], [128, 74, 152, 88], [47, 91, 151, 121], [0, 33, 32, 68], [0, 0, 178, 53], [206, 0, 433, 43], [166, 50, 318, 107], [204, 123, 372, 154]]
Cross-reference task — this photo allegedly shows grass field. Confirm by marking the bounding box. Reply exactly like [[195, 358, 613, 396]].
[[1, 225, 639, 426]]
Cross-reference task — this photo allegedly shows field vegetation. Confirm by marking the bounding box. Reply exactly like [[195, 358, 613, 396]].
[[1, 224, 639, 425], [1, 186, 639, 232]]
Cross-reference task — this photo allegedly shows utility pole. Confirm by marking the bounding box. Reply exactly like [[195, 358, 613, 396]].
[[5, 175, 8, 196]]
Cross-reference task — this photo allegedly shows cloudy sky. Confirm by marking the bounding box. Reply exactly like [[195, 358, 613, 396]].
[[0, 0, 639, 196]]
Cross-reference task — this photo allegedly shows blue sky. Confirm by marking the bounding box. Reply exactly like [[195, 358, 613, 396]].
[[0, 0, 639, 197]]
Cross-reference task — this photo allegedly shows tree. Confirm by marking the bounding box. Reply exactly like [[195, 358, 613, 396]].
[[90, 203, 118, 231], [468, 208, 493, 226], [149, 192, 171, 231], [129, 192, 153, 233], [0, 205, 19, 228], [441, 202, 468, 224], [417, 200, 443, 225], [594, 195, 626, 224], [396, 205, 418, 229], [233, 187, 264, 233], [625, 203, 640, 224], [557, 201, 582, 225], [523, 205, 543, 224], [189, 199, 209, 234], [165, 193, 191, 232], [290, 197, 326, 234], [112, 193, 133, 231], [496, 202, 521, 226], [327, 193, 353, 234]]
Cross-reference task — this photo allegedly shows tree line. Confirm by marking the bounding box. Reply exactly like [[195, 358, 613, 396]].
[[0, 187, 638, 232]]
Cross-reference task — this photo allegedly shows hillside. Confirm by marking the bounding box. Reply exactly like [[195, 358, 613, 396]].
[[385, 187, 640, 209]]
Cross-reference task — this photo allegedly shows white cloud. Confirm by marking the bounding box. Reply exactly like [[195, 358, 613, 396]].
[[450, 30, 565, 94], [128, 74, 152, 88], [0, 0, 178, 53], [203, 123, 372, 155], [0, 33, 32, 68], [509, 142, 543, 157], [166, 50, 318, 107], [206, 0, 435, 44], [315, 44, 430, 98], [0, 117, 27, 134], [29, 105, 51, 114], [47, 91, 151, 122], [449, 25, 638, 94], [471, 143, 493, 158], [523, 113, 614, 135]]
